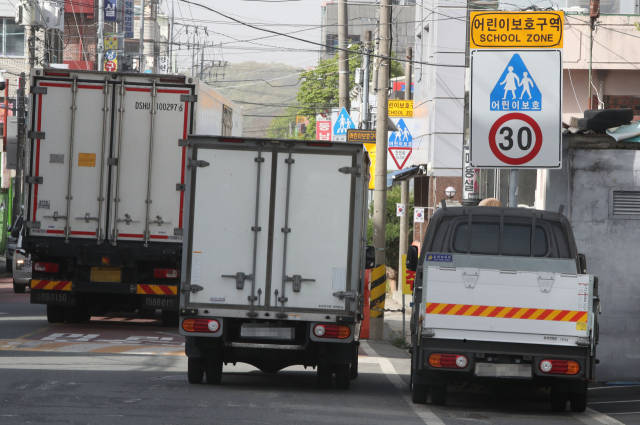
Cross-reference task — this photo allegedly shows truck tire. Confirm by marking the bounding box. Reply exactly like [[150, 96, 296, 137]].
[[13, 281, 26, 293], [188, 357, 205, 384], [350, 345, 359, 380], [64, 306, 84, 323], [317, 364, 332, 389], [431, 385, 447, 406], [6, 261, 12, 273], [570, 392, 588, 413], [161, 310, 179, 327], [411, 383, 428, 404], [550, 390, 568, 412], [47, 305, 65, 323], [205, 355, 223, 385], [335, 364, 350, 390]]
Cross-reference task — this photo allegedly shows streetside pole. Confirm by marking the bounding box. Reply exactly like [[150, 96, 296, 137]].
[[199, 44, 205, 80], [169, 0, 174, 73], [361, 30, 372, 129], [98, 0, 105, 71], [370, 0, 392, 341], [338, 0, 350, 113], [399, 46, 412, 341], [139, 0, 145, 72]]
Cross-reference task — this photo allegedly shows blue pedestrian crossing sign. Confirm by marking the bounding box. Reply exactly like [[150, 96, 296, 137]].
[[333, 107, 355, 135], [490, 53, 541, 112], [389, 119, 412, 147]]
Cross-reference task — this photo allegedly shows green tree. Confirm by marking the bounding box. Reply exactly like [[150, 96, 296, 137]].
[[267, 45, 404, 138], [367, 185, 414, 273]]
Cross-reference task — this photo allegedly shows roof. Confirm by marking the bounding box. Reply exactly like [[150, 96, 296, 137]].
[[432, 205, 569, 224]]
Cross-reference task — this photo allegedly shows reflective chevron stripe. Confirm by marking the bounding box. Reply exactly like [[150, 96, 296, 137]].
[[370, 265, 386, 318], [137, 284, 178, 296], [31, 280, 72, 291], [426, 303, 588, 323]]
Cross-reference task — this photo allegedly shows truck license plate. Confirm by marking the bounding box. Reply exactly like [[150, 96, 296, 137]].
[[475, 363, 532, 379], [31, 291, 76, 306], [143, 296, 178, 310], [240, 324, 295, 340]]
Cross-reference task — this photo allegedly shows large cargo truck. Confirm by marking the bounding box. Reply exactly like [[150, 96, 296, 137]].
[[407, 205, 600, 412], [179, 136, 368, 389], [22, 68, 242, 325]]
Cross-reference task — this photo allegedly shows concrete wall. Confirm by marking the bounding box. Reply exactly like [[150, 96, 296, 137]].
[[544, 137, 640, 381]]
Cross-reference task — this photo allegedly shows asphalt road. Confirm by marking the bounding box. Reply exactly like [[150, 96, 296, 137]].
[[0, 264, 638, 424]]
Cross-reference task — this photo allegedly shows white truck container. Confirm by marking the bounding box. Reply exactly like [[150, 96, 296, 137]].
[[179, 136, 368, 390], [406, 206, 600, 412], [22, 68, 242, 325]]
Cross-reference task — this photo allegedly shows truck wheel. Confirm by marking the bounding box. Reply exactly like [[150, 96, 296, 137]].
[[6, 261, 12, 273], [205, 355, 223, 385], [431, 385, 447, 406], [570, 392, 588, 413], [335, 364, 351, 390], [47, 305, 65, 323], [317, 364, 332, 389], [350, 346, 359, 380], [64, 306, 83, 323], [161, 310, 179, 327], [13, 281, 26, 293], [550, 390, 568, 412], [411, 383, 428, 404], [188, 358, 205, 384]]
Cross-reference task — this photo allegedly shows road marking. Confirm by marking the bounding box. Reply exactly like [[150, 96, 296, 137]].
[[590, 386, 640, 390], [360, 341, 445, 425], [573, 409, 627, 424], [589, 399, 640, 404], [0, 316, 48, 321]]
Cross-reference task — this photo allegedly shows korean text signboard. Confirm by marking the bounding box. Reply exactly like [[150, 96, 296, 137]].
[[469, 11, 563, 169], [346, 129, 376, 143], [388, 100, 413, 117], [124, 0, 134, 39]]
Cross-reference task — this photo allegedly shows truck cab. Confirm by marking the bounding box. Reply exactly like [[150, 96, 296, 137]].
[[407, 205, 599, 412]]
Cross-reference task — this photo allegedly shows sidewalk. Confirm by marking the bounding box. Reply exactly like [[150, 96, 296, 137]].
[[382, 294, 411, 345]]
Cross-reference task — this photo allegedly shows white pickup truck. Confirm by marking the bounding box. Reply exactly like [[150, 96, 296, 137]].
[[406, 205, 599, 412], [178, 136, 368, 390]]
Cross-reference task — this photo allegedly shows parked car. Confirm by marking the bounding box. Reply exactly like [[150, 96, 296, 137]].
[[6, 214, 23, 274], [13, 241, 31, 293]]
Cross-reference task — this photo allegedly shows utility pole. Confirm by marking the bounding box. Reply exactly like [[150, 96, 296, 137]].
[[338, 0, 349, 112], [200, 44, 205, 80], [370, 0, 391, 341], [588, 0, 599, 109], [399, 46, 412, 339], [98, 0, 105, 71], [139, 0, 145, 72], [361, 30, 372, 130], [169, 0, 174, 73]]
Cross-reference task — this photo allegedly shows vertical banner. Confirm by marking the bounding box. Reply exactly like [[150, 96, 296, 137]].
[[124, 0, 134, 38], [157, 56, 168, 74], [316, 112, 332, 141], [104, 34, 118, 72], [396, 204, 405, 217], [104, 0, 117, 21], [401, 254, 415, 295], [414, 207, 425, 223], [366, 143, 376, 190]]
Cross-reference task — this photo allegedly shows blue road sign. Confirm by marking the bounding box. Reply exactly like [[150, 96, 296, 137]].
[[333, 107, 355, 135], [105, 50, 117, 61], [490, 53, 541, 112], [388, 119, 412, 148]]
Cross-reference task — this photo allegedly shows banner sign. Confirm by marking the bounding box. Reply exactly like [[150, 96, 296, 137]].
[[124, 0, 134, 38], [346, 129, 376, 143], [105, 0, 117, 21], [401, 254, 415, 295], [388, 100, 413, 117]]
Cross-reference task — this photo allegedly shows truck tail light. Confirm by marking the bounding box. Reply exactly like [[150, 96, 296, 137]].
[[313, 324, 351, 339], [429, 354, 468, 369], [34, 262, 59, 273], [182, 319, 220, 333], [154, 268, 179, 278], [539, 359, 580, 375]]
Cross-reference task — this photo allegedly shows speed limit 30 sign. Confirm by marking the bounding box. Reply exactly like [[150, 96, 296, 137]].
[[470, 49, 562, 168]]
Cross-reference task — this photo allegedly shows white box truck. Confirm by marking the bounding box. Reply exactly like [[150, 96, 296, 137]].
[[22, 68, 242, 325], [178, 136, 368, 390], [406, 205, 600, 412]]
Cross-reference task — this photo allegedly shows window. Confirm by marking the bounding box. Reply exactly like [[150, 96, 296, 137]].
[[453, 222, 548, 257], [0, 19, 25, 57]]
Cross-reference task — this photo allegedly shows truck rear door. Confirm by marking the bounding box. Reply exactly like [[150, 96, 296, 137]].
[[182, 137, 365, 318], [423, 263, 594, 347], [29, 76, 111, 241], [108, 80, 193, 244]]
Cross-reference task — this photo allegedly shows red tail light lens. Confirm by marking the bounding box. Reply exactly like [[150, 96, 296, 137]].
[[182, 319, 220, 333], [154, 268, 180, 279], [34, 262, 59, 273], [313, 324, 351, 339], [539, 359, 580, 375], [429, 354, 468, 369]]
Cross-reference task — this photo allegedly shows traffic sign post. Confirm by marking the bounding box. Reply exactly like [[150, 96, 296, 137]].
[[469, 12, 563, 171]]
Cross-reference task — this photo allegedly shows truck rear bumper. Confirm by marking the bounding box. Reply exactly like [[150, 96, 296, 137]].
[[414, 337, 593, 386]]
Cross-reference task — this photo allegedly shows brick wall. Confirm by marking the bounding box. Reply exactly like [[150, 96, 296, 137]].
[[412, 176, 463, 246], [593, 95, 640, 118]]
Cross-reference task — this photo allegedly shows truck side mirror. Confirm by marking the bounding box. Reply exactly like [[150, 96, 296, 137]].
[[578, 253, 587, 274], [406, 245, 419, 271], [365, 245, 375, 269]]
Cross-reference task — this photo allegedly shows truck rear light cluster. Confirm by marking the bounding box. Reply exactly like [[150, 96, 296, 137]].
[[429, 354, 468, 369], [182, 319, 220, 333], [34, 262, 59, 273], [313, 324, 351, 339], [154, 268, 180, 279], [539, 359, 580, 375]]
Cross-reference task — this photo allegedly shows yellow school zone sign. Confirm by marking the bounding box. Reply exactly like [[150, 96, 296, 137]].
[[470, 11, 564, 50]]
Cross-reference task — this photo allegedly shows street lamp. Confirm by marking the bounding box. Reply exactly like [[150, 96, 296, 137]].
[[445, 187, 457, 200]]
